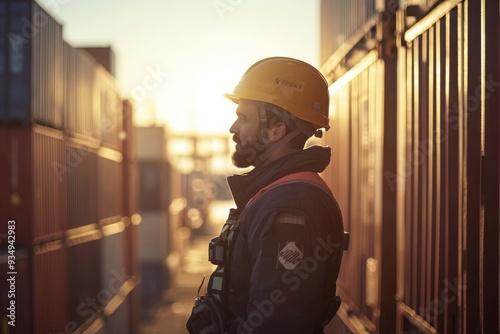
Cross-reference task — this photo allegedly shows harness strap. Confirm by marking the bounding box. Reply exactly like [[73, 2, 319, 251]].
[[248, 171, 332, 204], [251, 171, 349, 251]]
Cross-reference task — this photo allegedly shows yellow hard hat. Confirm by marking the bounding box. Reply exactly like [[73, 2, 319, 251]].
[[224, 57, 330, 130]]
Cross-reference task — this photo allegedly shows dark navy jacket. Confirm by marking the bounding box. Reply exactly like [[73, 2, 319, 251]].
[[225, 146, 344, 334]]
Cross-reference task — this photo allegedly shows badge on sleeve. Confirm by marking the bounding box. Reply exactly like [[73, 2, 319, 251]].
[[277, 242, 303, 270]]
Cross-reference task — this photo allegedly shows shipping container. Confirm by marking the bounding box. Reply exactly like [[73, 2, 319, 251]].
[[97, 154, 123, 222], [0, 128, 33, 247], [0, 1, 63, 127], [320, 0, 378, 80], [100, 223, 126, 291], [65, 141, 99, 230], [122, 99, 139, 277], [138, 211, 169, 264], [322, 50, 398, 334], [0, 1, 31, 123], [138, 211, 170, 304], [138, 161, 169, 212], [79, 46, 116, 77], [31, 2, 63, 129], [67, 235, 102, 331], [122, 99, 138, 218], [396, 1, 500, 333], [32, 246, 68, 334], [96, 65, 123, 151], [99, 223, 139, 332], [122, 99, 141, 332], [123, 221, 141, 333], [63, 42, 99, 141], [321, 0, 500, 333], [32, 126, 66, 241], [136, 126, 167, 161], [0, 2, 140, 332]]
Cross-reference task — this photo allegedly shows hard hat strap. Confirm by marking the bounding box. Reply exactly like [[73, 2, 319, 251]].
[[256, 127, 301, 164], [253, 103, 302, 166]]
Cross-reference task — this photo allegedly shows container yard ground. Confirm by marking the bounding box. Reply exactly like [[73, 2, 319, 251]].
[[140, 230, 217, 334]]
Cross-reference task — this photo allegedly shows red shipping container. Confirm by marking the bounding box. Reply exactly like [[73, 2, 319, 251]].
[[32, 127, 66, 242], [65, 143, 98, 230], [0, 128, 33, 247]]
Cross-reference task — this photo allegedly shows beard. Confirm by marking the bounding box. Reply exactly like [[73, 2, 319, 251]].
[[231, 134, 268, 168]]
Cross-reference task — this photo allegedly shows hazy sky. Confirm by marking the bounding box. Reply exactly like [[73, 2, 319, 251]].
[[39, 0, 321, 134]]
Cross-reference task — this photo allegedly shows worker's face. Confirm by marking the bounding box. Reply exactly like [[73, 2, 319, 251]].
[[229, 100, 267, 168]]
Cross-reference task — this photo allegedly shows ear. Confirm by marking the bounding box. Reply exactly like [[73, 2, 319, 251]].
[[267, 121, 287, 143]]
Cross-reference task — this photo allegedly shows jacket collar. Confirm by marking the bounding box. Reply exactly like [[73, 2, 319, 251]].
[[227, 145, 331, 210]]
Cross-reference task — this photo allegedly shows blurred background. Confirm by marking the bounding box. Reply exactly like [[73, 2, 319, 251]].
[[1, 0, 499, 333]]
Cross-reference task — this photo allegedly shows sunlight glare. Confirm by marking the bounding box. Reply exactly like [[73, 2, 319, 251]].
[[194, 65, 240, 134]]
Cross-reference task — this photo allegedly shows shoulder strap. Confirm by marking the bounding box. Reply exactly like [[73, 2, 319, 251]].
[[248, 171, 333, 204], [249, 171, 349, 251]]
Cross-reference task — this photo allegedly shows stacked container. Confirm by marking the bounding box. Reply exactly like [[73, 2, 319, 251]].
[[0, 1, 140, 333], [136, 126, 171, 304]]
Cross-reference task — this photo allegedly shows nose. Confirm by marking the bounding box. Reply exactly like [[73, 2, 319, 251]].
[[229, 119, 238, 135]]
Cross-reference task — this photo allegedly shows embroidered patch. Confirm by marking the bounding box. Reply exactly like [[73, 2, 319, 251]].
[[277, 242, 303, 270], [278, 213, 305, 225]]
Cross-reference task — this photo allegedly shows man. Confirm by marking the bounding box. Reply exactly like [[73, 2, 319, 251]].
[[189, 57, 345, 334]]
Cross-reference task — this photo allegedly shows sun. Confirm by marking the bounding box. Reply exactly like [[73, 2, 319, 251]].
[[193, 65, 241, 134]]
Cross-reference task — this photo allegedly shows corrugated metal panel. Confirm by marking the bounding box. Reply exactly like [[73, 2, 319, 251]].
[[97, 154, 123, 221], [320, 0, 378, 66], [63, 41, 76, 133], [32, 127, 66, 241], [63, 43, 98, 140], [1, 1, 31, 122], [67, 238, 102, 329], [32, 247, 68, 334], [97, 65, 122, 150], [397, 1, 500, 333], [0, 250, 31, 334], [31, 2, 63, 128], [101, 225, 125, 291], [322, 51, 385, 333], [0, 128, 32, 246], [66, 143, 98, 229], [399, 5, 463, 331], [0, 1, 64, 126], [481, 0, 500, 332]]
